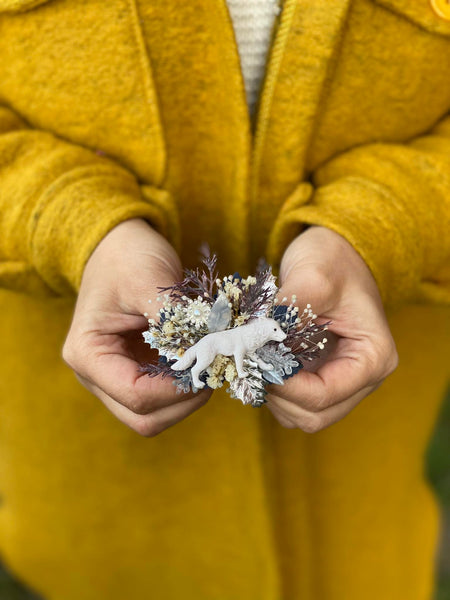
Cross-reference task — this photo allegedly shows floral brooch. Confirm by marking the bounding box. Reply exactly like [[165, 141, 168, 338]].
[[140, 250, 329, 407]]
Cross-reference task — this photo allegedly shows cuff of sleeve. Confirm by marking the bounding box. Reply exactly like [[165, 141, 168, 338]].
[[267, 176, 423, 307], [30, 164, 180, 294], [266, 182, 314, 275]]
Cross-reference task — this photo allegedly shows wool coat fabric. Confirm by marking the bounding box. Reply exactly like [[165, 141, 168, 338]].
[[0, 1, 449, 599]]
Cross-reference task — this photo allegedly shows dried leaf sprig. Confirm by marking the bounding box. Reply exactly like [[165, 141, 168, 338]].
[[157, 245, 218, 304]]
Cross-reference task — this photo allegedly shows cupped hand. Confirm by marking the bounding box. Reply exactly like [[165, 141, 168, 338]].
[[266, 226, 398, 433], [62, 218, 211, 437]]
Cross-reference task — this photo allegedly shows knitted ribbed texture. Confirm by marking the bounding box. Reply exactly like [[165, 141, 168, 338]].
[[226, 0, 282, 119]]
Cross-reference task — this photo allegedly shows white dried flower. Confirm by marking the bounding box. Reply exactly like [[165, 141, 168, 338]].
[[184, 298, 211, 328], [223, 281, 242, 302]]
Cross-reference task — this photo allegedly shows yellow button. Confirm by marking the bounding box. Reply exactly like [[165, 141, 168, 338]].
[[430, 0, 450, 20]]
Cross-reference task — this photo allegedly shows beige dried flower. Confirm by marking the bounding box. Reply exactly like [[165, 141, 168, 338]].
[[233, 313, 250, 327], [224, 362, 238, 382], [206, 354, 231, 377], [206, 374, 223, 389], [162, 321, 175, 336]]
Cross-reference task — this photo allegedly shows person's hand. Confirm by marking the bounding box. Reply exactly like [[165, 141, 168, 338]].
[[266, 226, 398, 433], [62, 218, 211, 437]]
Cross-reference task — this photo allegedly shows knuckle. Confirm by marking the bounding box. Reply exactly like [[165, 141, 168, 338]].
[[128, 389, 160, 415], [363, 343, 388, 385], [298, 413, 325, 434], [364, 344, 382, 373], [129, 397, 152, 416], [61, 339, 77, 369], [368, 337, 399, 381], [133, 416, 160, 438], [303, 267, 334, 301], [385, 342, 399, 376]]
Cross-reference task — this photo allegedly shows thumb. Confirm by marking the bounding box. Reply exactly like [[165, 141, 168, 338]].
[[276, 263, 334, 319], [276, 263, 338, 372]]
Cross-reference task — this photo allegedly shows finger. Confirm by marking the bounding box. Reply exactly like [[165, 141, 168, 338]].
[[266, 382, 379, 434], [276, 266, 335, 318], [265, 400, 297, 429], [77, 373, 210, 437], [267, 350, 380, 413], [82, 350, 201, 415]]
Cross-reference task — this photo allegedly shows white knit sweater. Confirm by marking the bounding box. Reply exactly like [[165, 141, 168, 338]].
[[226, 0, 282, 120]]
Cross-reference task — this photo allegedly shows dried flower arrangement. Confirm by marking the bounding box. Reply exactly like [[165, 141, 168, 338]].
[[140, 248, 329, 407]]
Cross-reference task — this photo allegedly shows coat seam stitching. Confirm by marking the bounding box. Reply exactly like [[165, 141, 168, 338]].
[[125, 0, 168, 186]]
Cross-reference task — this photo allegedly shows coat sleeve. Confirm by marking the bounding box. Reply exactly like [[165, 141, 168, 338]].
[[267, 111, 450, 308], [0, 104, 180, 296]]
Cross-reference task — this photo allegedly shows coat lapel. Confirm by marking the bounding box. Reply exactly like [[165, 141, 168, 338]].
[[137, 0, 352, 272], [248, 0, 353, 267], [213, 0, 353, 267]]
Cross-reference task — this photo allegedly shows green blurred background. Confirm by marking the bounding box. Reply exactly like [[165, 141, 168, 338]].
[[428, 387, 450, 600], [0, 388, 449, 600]]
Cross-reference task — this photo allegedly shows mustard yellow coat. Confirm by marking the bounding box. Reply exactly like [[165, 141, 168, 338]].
[[0, 1, 449, 598]]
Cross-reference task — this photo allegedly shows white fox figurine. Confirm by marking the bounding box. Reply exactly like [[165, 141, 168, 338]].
[[171, 317, 287, 389]]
